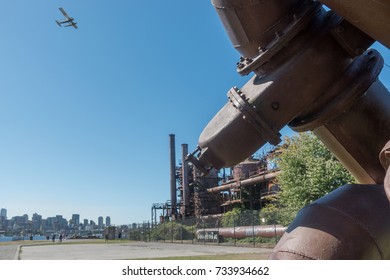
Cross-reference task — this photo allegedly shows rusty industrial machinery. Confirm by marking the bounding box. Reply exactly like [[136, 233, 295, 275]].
[[187, 0, 390, 259], [196, 225, 286, 240]]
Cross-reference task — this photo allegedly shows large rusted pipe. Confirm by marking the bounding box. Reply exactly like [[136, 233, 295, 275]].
[[207, 170, 280, 193], [269, 184, 390, 259], [188, 0, 385, 178], [290, 78, 390, 184], [212, 0, 304, 58], [196, 225, 286, 239], [318, 0, 390, 48]]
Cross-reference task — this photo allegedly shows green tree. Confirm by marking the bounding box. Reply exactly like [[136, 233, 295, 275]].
[[263, 132, 356, 225], [150, 221, 193, 241]]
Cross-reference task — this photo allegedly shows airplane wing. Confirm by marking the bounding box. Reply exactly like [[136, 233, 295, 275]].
[[59, 7, 71, 20], [64, 22, 78, 29]]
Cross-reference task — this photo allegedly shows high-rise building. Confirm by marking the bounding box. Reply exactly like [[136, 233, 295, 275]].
[[71, 214, 80, 228], [105, 216, 111, 227], [0, 208, 7, 218], [98, 216, 104, 228], [32, 213, 42, 231], [0, 208, 6, 228]]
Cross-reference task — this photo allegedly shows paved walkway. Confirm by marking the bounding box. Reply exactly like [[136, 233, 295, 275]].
[[3, 241, 273, 260], [0, 244, 19, 260]]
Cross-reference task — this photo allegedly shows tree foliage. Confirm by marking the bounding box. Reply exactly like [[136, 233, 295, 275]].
[[150, 221, 193, 241], [264, 132, 356, 224]]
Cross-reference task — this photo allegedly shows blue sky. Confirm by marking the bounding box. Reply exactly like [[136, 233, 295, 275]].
[[1, 1, 389, 225]]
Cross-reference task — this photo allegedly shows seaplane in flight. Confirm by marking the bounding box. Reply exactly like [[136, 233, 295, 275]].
[[56, 7, 78, 29]]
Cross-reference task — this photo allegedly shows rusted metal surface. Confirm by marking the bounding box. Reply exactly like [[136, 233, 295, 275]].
[[196, 225, 286, 239], [232, 157, 263, 181], [212, 0, 304, 59], [290, 55, 390, 184], [189, 0, 389, 184], [318, 0, 390, 48], [269, 184, 390, 259], [187, 0, 390, 260], [207, 171, 280, 193]]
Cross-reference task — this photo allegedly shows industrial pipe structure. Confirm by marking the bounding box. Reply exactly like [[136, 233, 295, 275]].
[[196, 225, 286, 240], [207, 170, 280, 193], [181, 143, 190, 216], [187, 0, 390, 259]]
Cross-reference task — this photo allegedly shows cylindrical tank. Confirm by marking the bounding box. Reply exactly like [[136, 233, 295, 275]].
[[232, 158, 260, 180]]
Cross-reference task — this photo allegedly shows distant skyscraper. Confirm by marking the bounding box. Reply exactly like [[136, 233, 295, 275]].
[[32, 213, 42, 231], [106, 216, 111, 227], [98, 216, 104, 228], [0, 208, 6, 218], [0, 208, 6, 227], [72, 214, 80, 228]]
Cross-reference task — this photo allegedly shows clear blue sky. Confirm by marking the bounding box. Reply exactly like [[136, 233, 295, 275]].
[[1, 1, 389, 225]]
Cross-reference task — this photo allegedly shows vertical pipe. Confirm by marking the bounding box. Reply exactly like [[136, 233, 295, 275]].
[[181, 144, 190, 216], [169, 134, 177, 217]]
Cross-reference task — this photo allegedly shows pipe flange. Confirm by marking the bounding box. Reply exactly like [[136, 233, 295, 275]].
[[227, 86, 281, 145], [289, 49, 384, 132], [236, 1, 323, 76]]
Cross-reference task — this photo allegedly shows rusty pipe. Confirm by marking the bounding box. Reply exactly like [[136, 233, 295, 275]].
[[318, 0, 390, 48], [196, 225, 286, 239], [207, 170, 281, 193], [290, 79, 390, 184], [211, 0, 304, 59], [269, 184, 390, 259], [188, 0, 389, 187]]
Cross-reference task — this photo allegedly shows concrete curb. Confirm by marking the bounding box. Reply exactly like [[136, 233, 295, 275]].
[[14, 245, 21, 260]]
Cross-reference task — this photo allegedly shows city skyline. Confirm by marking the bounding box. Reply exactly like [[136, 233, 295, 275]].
[[1, 207, 112, 226]]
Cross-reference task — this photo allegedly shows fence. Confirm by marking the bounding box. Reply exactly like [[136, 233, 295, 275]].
[[122, 210, 287, 248]]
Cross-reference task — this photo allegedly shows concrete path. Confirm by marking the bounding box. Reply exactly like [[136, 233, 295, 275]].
[[0, 244, 19, 260], [16, 241, 272, 260]]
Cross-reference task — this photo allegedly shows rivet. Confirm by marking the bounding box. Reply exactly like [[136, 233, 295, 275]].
[[336, 26, 344, 33]]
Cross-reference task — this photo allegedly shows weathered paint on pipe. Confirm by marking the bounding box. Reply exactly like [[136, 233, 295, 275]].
[[196, 225, 286, 239]]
